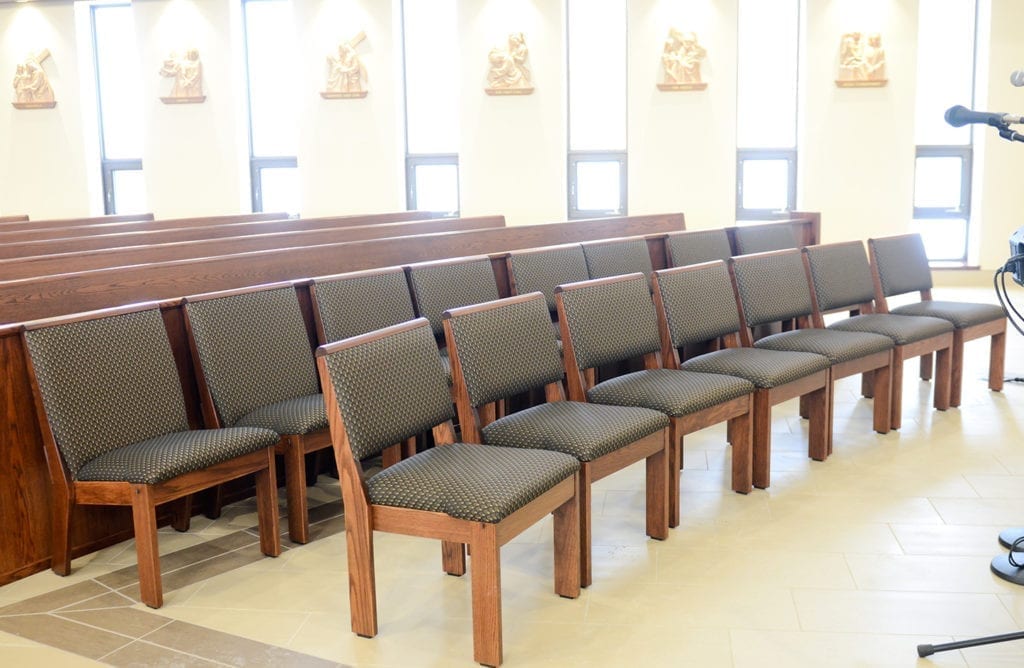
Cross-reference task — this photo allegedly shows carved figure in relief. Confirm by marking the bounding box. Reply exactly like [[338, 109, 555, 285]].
[[486, 32, 531, 90], [159, 48, 204, 99], [326, 32, 367, 94], [662, 29, 706, 84], [863, 33, 886, 80], [12, 50, 54, 105], [837, 31, 886, 85]]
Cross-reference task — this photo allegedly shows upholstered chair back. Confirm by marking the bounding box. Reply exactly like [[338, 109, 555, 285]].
[[319, 320, 455, 461], [666, 229, 733, 268], [730, 250, 814, 328], [184, 286, 319, 428], [868, 233, 933, 297], [311, 268, 416, 343], [802, 241, 877, 312], [444, 293, 564, 407], [655, 261, 742, 347], [556, 273, 662, 370], [407, 257, 500, 335], [507, 245, 589, 311], [23, 307, 189, 477], [734, 224, 799, 256], [581, 238, 654, 282]]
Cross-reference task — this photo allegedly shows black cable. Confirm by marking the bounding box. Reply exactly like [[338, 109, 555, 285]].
[[994, 256, 1024, 338]]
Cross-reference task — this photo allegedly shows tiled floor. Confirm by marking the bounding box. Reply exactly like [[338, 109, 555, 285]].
[[4, 287, 1024, 667]]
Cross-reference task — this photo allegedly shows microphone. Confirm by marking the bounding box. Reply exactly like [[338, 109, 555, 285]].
[[1012, 70, 1024, 87], [945, 105, 1024, 128]]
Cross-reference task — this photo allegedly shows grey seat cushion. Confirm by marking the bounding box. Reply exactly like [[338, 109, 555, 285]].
[[754, 329, 893, 364], [482, 401, 669, 462], [234, 394, 327, 436], [439, 348, 453, 385], [587, 369, 754, 418], [890, 301, 1005, 329], [367, 443, 579, 523], [827, 313, 953, 345], [76, 427, 279, 485], [679, 348, 831, 388]]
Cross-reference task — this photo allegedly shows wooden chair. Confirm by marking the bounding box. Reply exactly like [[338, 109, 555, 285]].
[[443, 292, 671, 587], [651, 261, 834, 489], [665, 229, 734, 268], [868, 233, 1006, 406], [803, 241, 955, 429], [581, 237, 655, 283], [182, 284, 329, 545], [733, 223, 799, 255], [506, 243, 588, 316], [22, 304, 281, 608], [316, 318, 581, 667], [554, 273, 756, 525], [729, 250, 896, 452]]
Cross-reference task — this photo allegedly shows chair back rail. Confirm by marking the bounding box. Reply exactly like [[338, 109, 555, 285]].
[[0, 215, 30, 224], [0, 213, 153, 233]]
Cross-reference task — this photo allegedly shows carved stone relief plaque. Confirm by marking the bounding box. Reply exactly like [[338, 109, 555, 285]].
[[485, 32, 533, 95], [12, 49, 56, 109], [836, 32, 887, 87], [159, 48, 206, 103], [322, 31, 368, 99], [658, 29, 707, 91]]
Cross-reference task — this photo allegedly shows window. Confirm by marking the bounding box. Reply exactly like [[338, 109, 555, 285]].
[[91, 3, 145, 214], [912, 0, 976, 264], [243, 0, 299, 214], [402, 0, 460, 215], [566, 0, 627, 218], [736, 0, 800, 220]]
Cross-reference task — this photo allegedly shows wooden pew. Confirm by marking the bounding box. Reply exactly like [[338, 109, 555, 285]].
[[0, 210, 434, 244], [0, 211, 818, 586], [0, 212, 442, 260], [0, 213, 153, 233], [0, 215, 29, 224], [0, 212, 268, 235], [0, 216, 506, 281]]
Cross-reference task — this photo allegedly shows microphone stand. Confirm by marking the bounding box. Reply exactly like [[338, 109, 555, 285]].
[[997, 122, 1024, 142]]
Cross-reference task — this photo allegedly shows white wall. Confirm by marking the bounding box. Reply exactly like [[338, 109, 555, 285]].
[[457, 0, 566, 226], [628, 0, 738, 230], [0, 3, 93, 218], [294, 0, 405, 216]]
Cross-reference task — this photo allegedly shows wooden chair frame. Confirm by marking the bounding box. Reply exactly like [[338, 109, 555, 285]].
[[444, 293, 670, 587], [799, 246, 953, 431], [868, 235, 1005, 408], [22, 304, 281, 609], [183, 283, 331, 545], [317, 319, 580, 667], [554, 275, 752, 530]]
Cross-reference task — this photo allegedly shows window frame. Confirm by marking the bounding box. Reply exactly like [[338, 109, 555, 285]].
[[735, 148, 798, 221], [249, 156, 299, 215], [567, 151, 628, 220], [404, 154, 460, 216]]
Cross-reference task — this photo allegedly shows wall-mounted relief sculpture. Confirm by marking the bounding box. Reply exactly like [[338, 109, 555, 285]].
[[658, 29, 707, 91], [836, 32, 887, 87], [12, 49, 56, 109], [485, 32, 533, 95], [159, 48, 205, 103], [321, 31, 368, 99]]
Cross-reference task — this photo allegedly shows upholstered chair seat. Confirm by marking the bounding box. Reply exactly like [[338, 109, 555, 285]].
[[678, 347, 830, 388], [586, 368, 754, 417], [754, 328, 894, 364], [828, 313, 952, 344], [889, 301, 1006, 328], [233, 395, 328, 435], [366, 442, 579, 523]]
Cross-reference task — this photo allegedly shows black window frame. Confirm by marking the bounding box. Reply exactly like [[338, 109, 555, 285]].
[[912, 145, 972, 264], [736, 148, 798, 221], [567, 151, 628, 219], [405, 154, 460, 216]]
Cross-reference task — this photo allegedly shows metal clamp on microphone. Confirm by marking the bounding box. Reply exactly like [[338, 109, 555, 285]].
[[944, 105, 1024, 128]]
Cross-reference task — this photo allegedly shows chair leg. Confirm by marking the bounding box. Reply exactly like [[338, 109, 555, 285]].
[[990, 330, 1006, 392], [667, 420, 682, 528], [470, 522, 502, 668], [826, 375, 835, 457], [872, 358, 892, 435], [171, 495, 192, 532], [50, 487, 72, 576], [442, 541, 466, 576], [644, 430, 670, 541], [254, 451, 282, 558], [343, 495, 378, 638], [950, 331, 965, 407], [891, 349, 905, 430], [130, 484, 163, 609], [861, 369, 875, 399], [920, 352, 933, 381], [578, 462, 593, 588], [752, 390, 772, 489], [807, 384, 829, 462], [284, 436, 310, 545], [552, 484, 581, 599], [729, 408, 753, 494], [304, 451, 321, 487], [934, 345, 952, 411]]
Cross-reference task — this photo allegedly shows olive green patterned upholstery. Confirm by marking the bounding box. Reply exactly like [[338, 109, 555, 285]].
[[23, 308, 279, 483], [582, 238, 654, 282], [557, 274, 662, 370], [586, 369, 753, 418], [827, 314, 953, 344], [666, 230, 733, 268], [730, 250, 812, 327], [508, 246, 589, 311], [407, 258, 500, 335], [734, 225, 799, 256], [754, 328, 893, 364], [184, 287, 326, 435], [678, 348, 830, 389], [321, 321, 456, 461], [889, 301, 1006, 329], [443, 295, 564, 407], [655, 262, 743, 346], [868, 234, 933, 297], [311, 268, 416, 343]]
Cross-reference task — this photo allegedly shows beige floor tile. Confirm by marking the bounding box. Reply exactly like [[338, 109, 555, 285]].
[[892, 524, 1010, 556], [846, 554, 1015, 594], [730, 629, 967, 667]]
